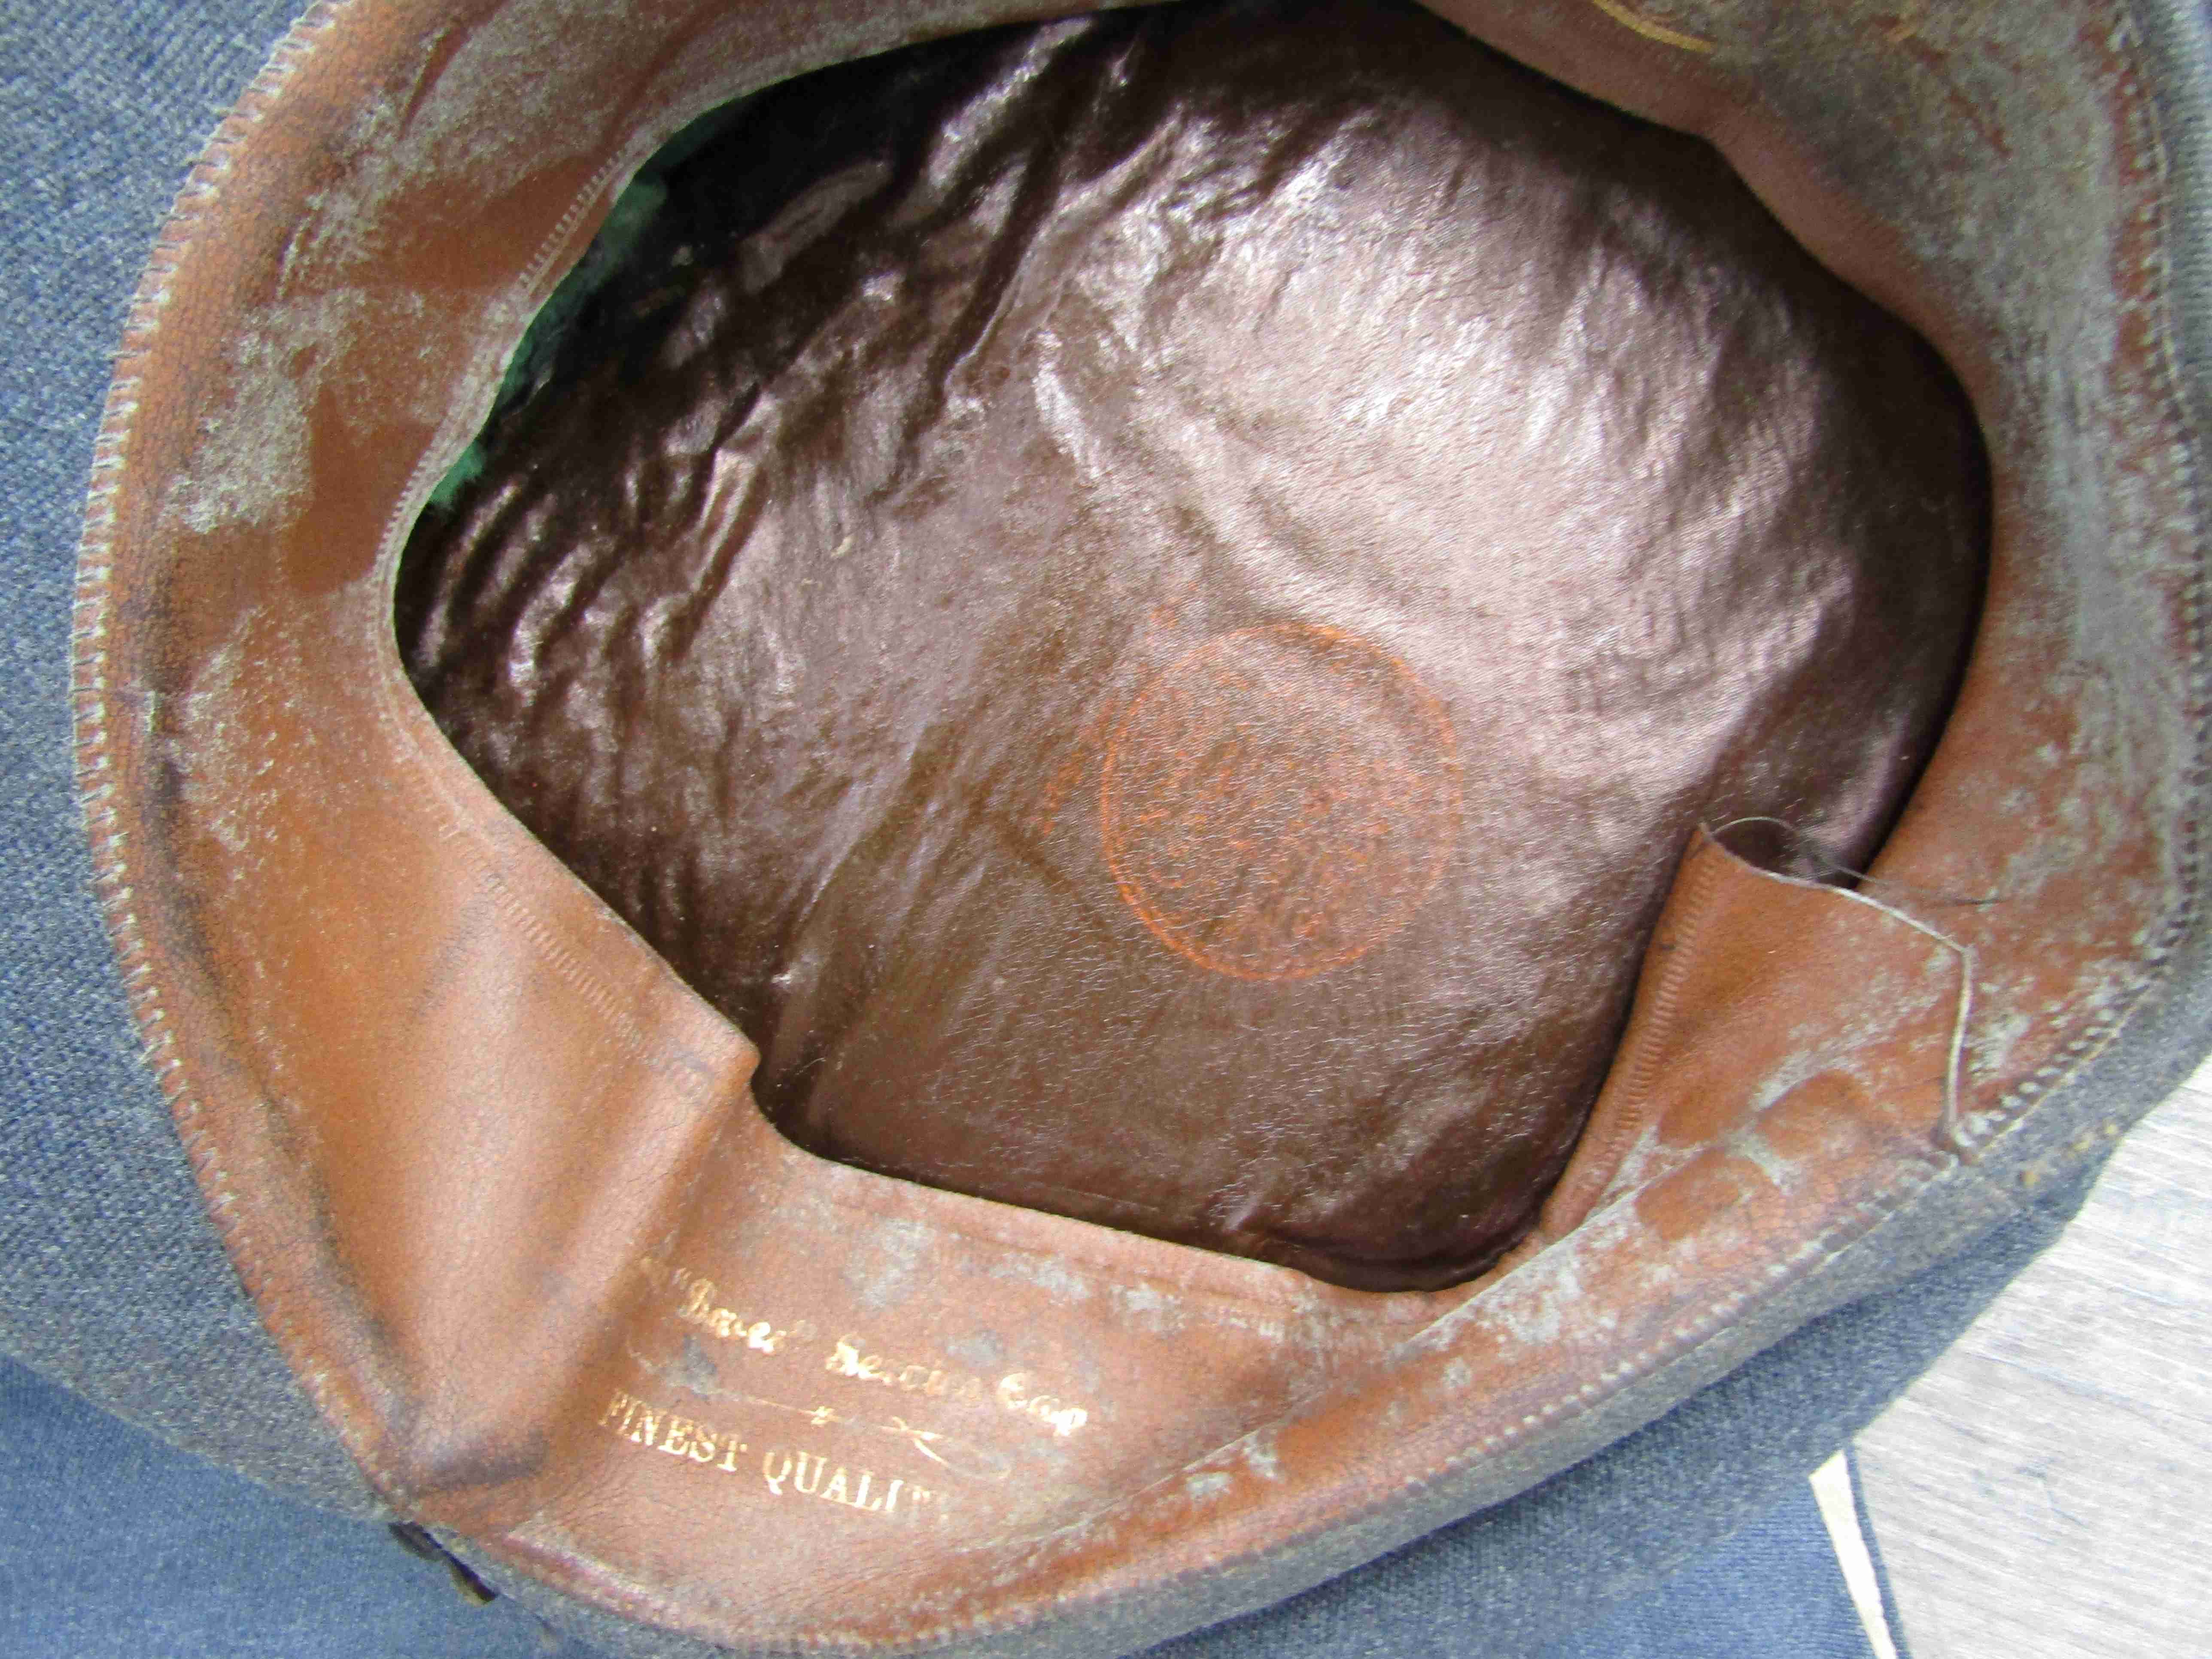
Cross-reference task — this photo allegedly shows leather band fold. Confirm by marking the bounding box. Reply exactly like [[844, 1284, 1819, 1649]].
[[71, 0, 2206, 1650]]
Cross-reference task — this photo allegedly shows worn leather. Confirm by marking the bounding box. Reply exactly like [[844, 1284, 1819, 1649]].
[[69, 0, 2207, 1652], [395, 0, 1985, 1291]]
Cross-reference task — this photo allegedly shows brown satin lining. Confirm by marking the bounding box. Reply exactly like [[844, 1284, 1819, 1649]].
[[82, 0, 2199, 1644], [395, 0, 1987, 1291]]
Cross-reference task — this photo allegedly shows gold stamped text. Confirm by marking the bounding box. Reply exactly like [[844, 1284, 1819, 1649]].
[[826, 1335, 1091, 1437], [996, 1371, 1089, 1437], [599, 1389, 749, 1473], [761, 1447, 942, 1521], [825, 1334, 989, 1404], [639, 1255, 795, 1353]]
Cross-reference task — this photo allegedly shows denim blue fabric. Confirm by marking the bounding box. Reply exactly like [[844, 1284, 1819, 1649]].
[[0, 1352, 1880, 1659], [1537, 1489, 1877, 1659], [0, 1356, 594, 1657], [1119, 1172, 2080, 1659], [0, 0, 381, 1514], [0, 1, 2200, 1657]]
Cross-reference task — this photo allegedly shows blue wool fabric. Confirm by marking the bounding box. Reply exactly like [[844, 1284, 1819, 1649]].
[[0, 1, 2198, 1656], [0, 1351, 1881, 1658], [0, 0, 381, 1512]]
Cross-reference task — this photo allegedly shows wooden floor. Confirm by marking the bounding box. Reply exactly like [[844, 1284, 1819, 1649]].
[[1851, 1060, 2212, 1658]]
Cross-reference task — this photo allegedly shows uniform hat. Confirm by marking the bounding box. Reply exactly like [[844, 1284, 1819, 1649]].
[[8, 0, 2211, 1654]]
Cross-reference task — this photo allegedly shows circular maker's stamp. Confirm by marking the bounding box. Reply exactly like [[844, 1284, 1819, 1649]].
[[1099, 623, 1462, 981]]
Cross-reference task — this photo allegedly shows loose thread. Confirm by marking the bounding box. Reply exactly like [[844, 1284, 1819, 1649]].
[[1709, 814, 2005, 908], [1706, 817, 1982, 1157]]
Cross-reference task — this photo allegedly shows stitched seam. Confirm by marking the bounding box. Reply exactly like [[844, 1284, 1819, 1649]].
[[1358, 0, 2212, 1578], [67, 3, 2212, 1653], [1960, 0, 2209, 1154], [67, 0, 420, 1519], [1357, 0, 2212, 1557], [944, 9, 2212, 1650], [1570, 840, 1728, 1217], [422, 11, 2212, 1653]]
